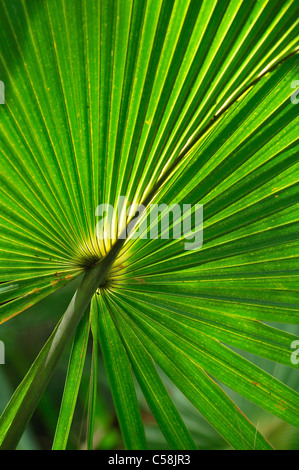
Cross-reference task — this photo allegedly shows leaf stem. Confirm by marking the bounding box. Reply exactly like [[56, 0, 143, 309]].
[[0, 250, 118, 450]]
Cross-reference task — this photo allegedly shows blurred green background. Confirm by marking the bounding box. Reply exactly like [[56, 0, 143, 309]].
[[0, 281, 298, 450]]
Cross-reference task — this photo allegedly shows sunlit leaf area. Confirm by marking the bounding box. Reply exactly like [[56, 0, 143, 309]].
[[0, 0, 298, 450]]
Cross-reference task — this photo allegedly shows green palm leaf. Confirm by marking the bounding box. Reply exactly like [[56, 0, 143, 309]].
[[0, 0, 298, 450]]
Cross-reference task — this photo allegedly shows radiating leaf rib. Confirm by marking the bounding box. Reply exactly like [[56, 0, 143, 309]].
[[97, 294, 146, 450], [0, 272, 80, 325], [52, 310, 90, 450], [103, 294, 197, 450], [86, 296, 100, 450]]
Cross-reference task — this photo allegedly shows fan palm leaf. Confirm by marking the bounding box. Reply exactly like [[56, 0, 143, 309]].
[[0, 0, 298, 450]]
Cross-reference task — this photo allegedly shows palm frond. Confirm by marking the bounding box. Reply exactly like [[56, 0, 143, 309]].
[[0, 0, 298, 450]]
